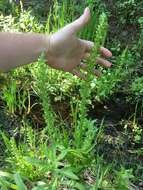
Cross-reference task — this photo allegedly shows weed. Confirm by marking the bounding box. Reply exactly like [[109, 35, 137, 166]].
[[2, 79, 17, 114], [130, 76, 143, 100], [114, 167, 134, 190], [0, 0, 142, 189]]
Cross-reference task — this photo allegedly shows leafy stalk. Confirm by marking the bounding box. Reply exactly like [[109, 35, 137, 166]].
[[73, 13, 108, 148]]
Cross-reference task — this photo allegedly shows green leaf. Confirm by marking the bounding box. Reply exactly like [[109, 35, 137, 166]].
[[25, 157, 50, 169], [32, 181, 47, 190], [62, 180, 86, 190], [32, 187, 46, 190], [14, 173, 27, 190], [57, 168, 79, 180], [0, 171, 13, 178], [57, 149, 68, 161], [0, 177, 17, 189]]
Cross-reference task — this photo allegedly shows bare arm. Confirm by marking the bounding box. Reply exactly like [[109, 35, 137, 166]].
[[0, 32, 50, 71], [0, 8, 112, 78]]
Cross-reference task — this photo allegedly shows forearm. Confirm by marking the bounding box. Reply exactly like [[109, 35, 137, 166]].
[[0, 32, 50, 72]]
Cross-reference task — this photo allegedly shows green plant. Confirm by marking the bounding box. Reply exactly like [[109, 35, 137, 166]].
[[33, 54, 58, 141], [0, 0, 142, 189], [2, 79, 17, 114], [125, 102, 143, 144], [91, 158, 112, 190], [94, 48, 135, 101], [0, 14, 16, 32], [0, 0, 21, 16], [130, 77, 143, 98], [77, 12, 108, 123], [115, 167, 134, 190], [137, 16, 143, 52], [0, 121, 102, 189]]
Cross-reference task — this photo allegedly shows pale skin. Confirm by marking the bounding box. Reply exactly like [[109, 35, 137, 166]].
[[0, 7, 112, 79]]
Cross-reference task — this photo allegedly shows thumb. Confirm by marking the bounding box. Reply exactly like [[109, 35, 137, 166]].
[[65, 7, 91, 34]]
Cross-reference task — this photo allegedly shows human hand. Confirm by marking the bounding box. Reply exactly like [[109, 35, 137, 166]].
[[46, 7, 112, 79]]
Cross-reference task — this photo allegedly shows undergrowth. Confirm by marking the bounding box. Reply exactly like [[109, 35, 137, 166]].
[[0, 0, 143, 190]]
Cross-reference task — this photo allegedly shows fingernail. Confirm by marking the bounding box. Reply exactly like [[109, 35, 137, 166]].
[[108, 62, 112, 67], [84, 7, 90, 14]]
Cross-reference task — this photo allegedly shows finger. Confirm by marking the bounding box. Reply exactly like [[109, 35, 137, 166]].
[[79, 63, 101, 77], [80, 39, 94, 52], [65, 7, 90, 35], [79, 63, 87, 70], [100, 47, 112, 58], [70, 69, 87, 80], [82, 53, 90, 59], [96, 57, 112, 67]]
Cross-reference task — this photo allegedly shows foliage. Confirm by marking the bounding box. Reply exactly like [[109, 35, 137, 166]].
[[2, 79, 17, 114], [131, 77, 143, 98], [0, 0, 142, 189], [114, 167, 134, 190], [0, 121, 103, 189], [94, 48, 135, 101]]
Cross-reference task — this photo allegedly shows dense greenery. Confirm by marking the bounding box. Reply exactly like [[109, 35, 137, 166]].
[[0, 0, 143, 189]]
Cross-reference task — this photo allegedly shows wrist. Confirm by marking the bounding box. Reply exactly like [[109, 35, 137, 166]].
[[42, 34, 51, 56]]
